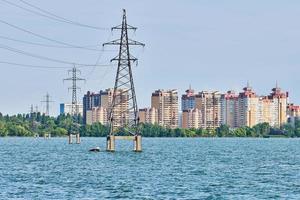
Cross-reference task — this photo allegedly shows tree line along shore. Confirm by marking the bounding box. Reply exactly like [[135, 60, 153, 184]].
[[0, 113, 299, 138]]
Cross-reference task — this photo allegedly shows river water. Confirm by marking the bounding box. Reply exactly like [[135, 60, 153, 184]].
[[0, 137, 299, 199]]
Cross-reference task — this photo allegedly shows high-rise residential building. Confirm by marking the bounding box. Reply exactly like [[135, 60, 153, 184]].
[[260, 97, 272, 125], [182, 108, 201, 129], [138, 107, 158, 124], [267, 85, 288, 127], [287, 103, 300, 126], [151, 89, 179, 128], [237, 83, 259, 127], [99, 88, 129, 128], [83, 91, 101, 124], [287, 103, 300, 118], [224, 83, 288, 128], [60, 103, 83, 116], [83, 88, 128, 126], [181, 86, 196, 111], [86, 106, 108, 125], [99, 89, 114, 109], [220, 90, 239, 128], [195, 91, 222, 129]]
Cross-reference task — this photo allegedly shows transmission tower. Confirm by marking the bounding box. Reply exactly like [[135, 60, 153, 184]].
[[41, 92, 54, 116], [30, 104, 34, 115], [63, 66, 85, 116], [103, 9, 145, 151], [35, 105, 39, 113]]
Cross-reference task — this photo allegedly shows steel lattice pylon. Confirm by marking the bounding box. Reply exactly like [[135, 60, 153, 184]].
[[41, 92, 53, 116], [103, 9, 145, 137], [63, 66, 85, 116]]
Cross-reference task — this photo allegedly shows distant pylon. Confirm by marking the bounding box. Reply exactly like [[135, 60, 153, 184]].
[[41, 92, 54, 116], [63, 65, 85, 116], [35, 105, 39, 113], [103, 9, 145, 137], [30, 104, 34, 114]]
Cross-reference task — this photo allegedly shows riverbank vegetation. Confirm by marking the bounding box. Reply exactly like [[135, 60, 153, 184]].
[[0, 112, 299, 137]]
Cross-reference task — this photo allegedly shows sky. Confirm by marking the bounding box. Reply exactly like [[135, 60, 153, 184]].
[[0, 0, 300, 116]]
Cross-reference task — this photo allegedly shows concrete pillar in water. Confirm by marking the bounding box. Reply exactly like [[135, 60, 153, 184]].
[[106, 135, 115, 152], [44, 133, 51, 139], [69, 134, 73, 144], [76, 134, 80, 144], [134, 135, 142, 152]]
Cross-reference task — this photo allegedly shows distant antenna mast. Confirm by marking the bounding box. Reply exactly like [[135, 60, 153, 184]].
[[41, 92, 54, 116], [63, 65, 85, 115]]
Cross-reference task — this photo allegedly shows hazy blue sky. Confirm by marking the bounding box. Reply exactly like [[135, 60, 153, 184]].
[[0, 0, 300, 115]]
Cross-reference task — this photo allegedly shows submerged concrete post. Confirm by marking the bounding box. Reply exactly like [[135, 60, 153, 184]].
[[134, 135, 142, 152], [44, 133, 51, 139], [76, 134, 80, 144], [106, 135, 115, 152], [69, 134, 73, 144]]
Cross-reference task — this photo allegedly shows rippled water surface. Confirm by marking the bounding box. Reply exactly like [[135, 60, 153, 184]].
[[0, 137, 299, 199]]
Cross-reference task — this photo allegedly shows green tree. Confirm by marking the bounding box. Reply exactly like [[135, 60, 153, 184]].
[[0, 121, 8, 137], [216, 124, 230, 137], [233, 127, 247, 137], [283, 123, 295, 137]]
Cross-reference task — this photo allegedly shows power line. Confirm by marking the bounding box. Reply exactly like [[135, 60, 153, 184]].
[[0, 44, 112, 66], [0, 35, 101, 49], [86, 32, 113, 80], [1, 0, 74, 25], [0, 61, 69, 69], [17, 0, 109, 31], [0, 61, 114, 70], [0, 19, 103, 51]]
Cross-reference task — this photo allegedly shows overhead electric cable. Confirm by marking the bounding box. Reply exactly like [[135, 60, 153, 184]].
[[0, 61, 70, 69], [0, 35, 100, 49], [0, 19, 102, 51], [17, 0, 108, 30], [86, 32, 113, 80], [0, 44, 111, 66]]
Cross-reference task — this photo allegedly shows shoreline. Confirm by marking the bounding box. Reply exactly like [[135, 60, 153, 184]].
[[0, 136, 295, 138]]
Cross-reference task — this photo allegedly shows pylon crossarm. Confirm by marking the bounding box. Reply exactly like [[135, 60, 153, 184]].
[[112, 24, 137, 31], [111, 57, 138, 62], [128, 39, 145, 46], [103, 39, 121, 46]]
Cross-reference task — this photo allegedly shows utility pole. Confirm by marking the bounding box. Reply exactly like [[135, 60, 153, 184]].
[[41, 92, 54, 116], [63, 65, 85, 116], [103, 9, 145, 152]]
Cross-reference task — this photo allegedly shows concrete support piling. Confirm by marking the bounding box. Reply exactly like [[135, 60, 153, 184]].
[[134, 135, 142, 152], [106, 135, 142, 152], [44, 133, 51, 139], [76, 133, 80, 144], [106, 135, 115, 152], [69, 133, 80, 144], [69, 134, 73, 144]]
